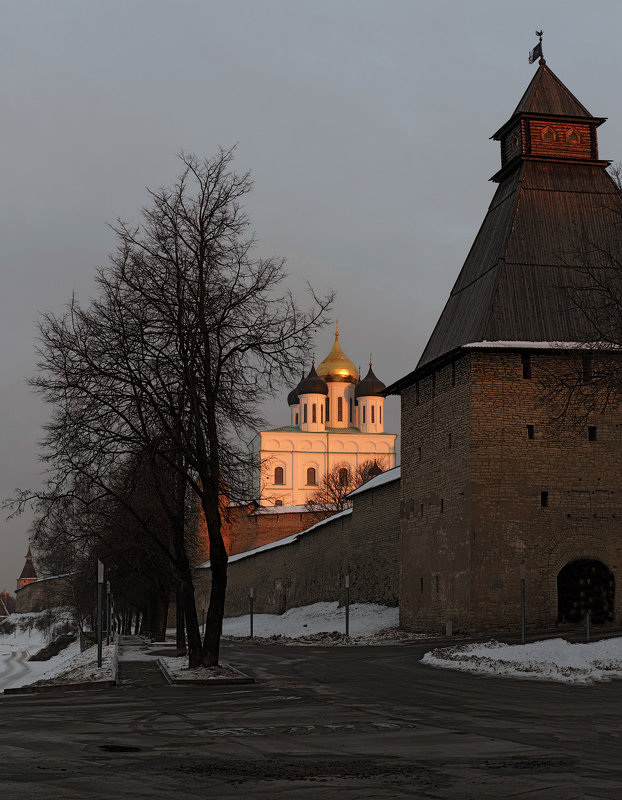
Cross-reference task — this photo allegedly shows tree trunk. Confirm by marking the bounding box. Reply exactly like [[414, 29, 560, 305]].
[[175, 586, 187, 657], [202, 492, 227, 667]]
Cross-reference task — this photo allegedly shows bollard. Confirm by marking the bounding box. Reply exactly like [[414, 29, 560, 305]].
[[345, 572, 350, 638], [520, 560, 526, 645]]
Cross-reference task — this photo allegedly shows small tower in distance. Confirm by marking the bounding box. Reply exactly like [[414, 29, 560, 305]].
[[17, 547, 37, 591]]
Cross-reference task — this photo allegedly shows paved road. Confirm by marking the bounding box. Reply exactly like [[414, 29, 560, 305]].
[[1, 637, 620, 798]]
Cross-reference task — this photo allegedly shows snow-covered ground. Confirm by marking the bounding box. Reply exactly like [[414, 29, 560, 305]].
[[422, 637, 622, 685], [223, 601, 399, 640], [0, 610, 115, 692]]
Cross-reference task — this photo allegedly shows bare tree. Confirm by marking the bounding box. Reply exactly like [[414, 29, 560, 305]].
[[305, 458, 387, 514], [20, 148, 332, 666]]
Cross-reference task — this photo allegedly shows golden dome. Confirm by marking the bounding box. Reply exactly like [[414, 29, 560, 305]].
[[316, 327, 359, 383]]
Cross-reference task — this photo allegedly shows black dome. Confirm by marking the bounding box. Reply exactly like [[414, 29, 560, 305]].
[[297, 363, 328, 396], [355, 365, 386, 398]]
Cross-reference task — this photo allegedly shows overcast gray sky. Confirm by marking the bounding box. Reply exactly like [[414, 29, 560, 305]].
[[2, 0, 622, 591]]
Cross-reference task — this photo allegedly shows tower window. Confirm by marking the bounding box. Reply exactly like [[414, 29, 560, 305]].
[[363, 406, 366, 424], [303, 404, 307, 423], [582, 354, 593, 382], [338, 396, 343, 422], [420, 577, 424, 594], [448, 432, 452, 448], [312, 404, 316, 423], [440, 498, 444, 514], [326, 397, 330, 422], [338, 468, 348, 487], [521, 353, 532, 379], [418, 446, 422, 461], [420, 503, 424, 518], [541, 126, 555, 142], [321, 405, 324, 423], [274, 467, 284, 485], [541, 490, 549, 508], [306, 467, 317, 485], [371, 406, 375, 424], [527, 425, 535, 440], [566, 128, 580, 144], [379, 406, 382, 424], [295, 412, 299, 426], [588, 425, 597, 441], [349, 398, 353, 423]]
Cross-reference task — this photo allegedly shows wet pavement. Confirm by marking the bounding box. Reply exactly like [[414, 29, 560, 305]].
[[0, 637, 620, 798]]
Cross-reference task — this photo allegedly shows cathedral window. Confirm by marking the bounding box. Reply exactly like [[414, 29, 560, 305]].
[[349, 398, 353, 423], [338, 396, 343, 421], [312, 403, 316, 423], [379, 406, 382, 424], [303, 404, 307, 423], [321, 405, 324, 423], [371, 406, 375, 424], [338, 467, 348, 486], [326, 397, 330, 422], [306, 467, 317, 485], [274, 467, 284, 485], [362, 406, 366, 424], [295, 412, 299, 425]]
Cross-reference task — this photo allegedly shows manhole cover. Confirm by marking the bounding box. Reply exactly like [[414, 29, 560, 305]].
[[99, 744, 142, 753]]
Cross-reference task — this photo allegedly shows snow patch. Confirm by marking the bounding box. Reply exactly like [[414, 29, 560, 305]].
[[422, 637, 622, 684]]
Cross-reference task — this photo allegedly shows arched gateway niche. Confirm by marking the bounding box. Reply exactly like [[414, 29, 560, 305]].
[[557, 559, 615, 624]]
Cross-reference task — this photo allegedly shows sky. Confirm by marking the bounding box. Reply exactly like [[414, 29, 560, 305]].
[[2, 0, 622, 592]]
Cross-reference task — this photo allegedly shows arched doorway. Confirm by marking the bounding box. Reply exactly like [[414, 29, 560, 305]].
[[557, 559, 615, 624]]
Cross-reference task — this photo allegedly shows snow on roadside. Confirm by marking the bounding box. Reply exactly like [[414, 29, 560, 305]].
[[422, 637, 622, 684], [222, 601, 399, 640]]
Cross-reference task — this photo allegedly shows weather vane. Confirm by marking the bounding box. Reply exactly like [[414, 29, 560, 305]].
[[529, 30, 545, 65]]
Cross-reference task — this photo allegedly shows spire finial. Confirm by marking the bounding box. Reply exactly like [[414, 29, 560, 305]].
[[335, 320, 339, 339], [369, 353, 373, 368], [529, 30, 545, 66]]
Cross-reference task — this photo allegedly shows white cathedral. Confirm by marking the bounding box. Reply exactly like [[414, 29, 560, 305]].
[[250, 327, 397, 506]]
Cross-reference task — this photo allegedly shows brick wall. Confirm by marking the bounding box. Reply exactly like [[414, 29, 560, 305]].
[[15, 575, 73, 613], [399, 355, 473, 632], [193, 477, 400, 619], [196, 505, 328, 563], [399, 348, 622, 634]]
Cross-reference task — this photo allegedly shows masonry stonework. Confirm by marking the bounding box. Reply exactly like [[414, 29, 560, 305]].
[[193, 476, 400, 619], [399, 349, 622, 633]]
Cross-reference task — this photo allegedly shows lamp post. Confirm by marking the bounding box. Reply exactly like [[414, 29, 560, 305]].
[[520, 560, 526, 645], [106, 581, 111, 646], [97, 560, 104, 667]]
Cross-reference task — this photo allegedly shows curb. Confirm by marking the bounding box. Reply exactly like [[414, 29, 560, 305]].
[[4, 679, 116, 695], [157, 659, 254, 685]]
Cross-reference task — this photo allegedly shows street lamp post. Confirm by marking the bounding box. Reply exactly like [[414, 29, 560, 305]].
[[97, 560, 104, 667]]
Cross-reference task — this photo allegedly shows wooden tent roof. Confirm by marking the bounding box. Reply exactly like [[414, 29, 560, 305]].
[[387, 63, 622, 392], [512, 62, 592, 118]]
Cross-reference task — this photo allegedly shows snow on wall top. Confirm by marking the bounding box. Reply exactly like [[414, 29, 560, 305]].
[[346, 466, 401, 499], [197, 507, 353, 569]]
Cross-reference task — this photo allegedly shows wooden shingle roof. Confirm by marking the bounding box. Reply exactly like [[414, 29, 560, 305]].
[[387, 63, 622, 392]]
